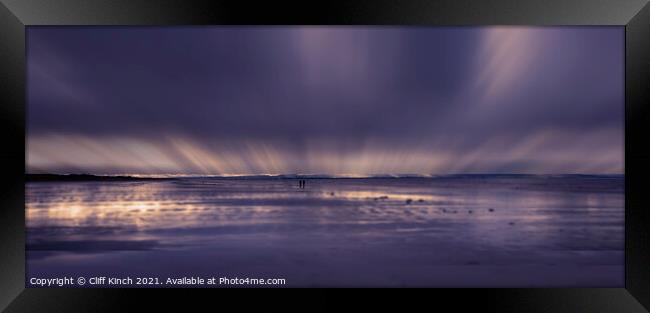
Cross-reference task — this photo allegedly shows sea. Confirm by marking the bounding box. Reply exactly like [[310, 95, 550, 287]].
[[26, 175, 624, 287]]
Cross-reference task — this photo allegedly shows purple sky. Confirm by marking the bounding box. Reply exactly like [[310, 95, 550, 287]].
[[26, 27, 624, 175]]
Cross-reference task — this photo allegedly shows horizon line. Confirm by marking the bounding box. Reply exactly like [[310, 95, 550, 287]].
[[25, 172, 625, 178]]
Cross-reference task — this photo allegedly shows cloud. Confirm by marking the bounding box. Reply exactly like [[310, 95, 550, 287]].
[[26, 27, 624, 175]]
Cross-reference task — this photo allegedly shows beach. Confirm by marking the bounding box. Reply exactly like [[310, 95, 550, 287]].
[[26, 175, 624, 287]]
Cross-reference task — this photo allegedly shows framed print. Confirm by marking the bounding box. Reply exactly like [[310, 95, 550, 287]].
[[1, 0, 649, 311]]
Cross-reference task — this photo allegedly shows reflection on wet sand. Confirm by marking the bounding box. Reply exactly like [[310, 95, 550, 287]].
[[26, 175, 624, 287]]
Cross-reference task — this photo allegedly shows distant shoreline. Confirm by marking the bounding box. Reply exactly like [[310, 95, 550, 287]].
[[25, 173, 623, 182], [26, 174, 176, 182]]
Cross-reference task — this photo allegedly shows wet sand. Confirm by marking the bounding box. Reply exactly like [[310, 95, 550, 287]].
[[26, 175, 624, 287]]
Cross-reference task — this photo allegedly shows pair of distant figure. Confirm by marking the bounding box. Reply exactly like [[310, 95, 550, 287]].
[[298, 179, 306, 189]]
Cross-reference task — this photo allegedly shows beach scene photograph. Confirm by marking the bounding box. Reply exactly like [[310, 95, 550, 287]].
[[26, 26, 624, 287]]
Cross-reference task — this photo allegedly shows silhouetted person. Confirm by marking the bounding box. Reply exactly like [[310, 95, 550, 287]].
[[303, 179, 306, 188]]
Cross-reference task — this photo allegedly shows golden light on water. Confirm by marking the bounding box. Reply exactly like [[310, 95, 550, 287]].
[[27, 178, 622, 236], [26, 180, 499, 233]]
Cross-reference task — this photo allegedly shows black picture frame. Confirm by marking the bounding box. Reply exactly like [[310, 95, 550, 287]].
[[1, 0, 649, 311]]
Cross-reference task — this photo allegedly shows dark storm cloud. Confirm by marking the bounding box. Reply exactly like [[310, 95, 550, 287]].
[[26, 27, 624, 175]]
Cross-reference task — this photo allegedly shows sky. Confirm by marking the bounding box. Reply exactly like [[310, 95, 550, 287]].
[[26, 26, 624, 176]]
